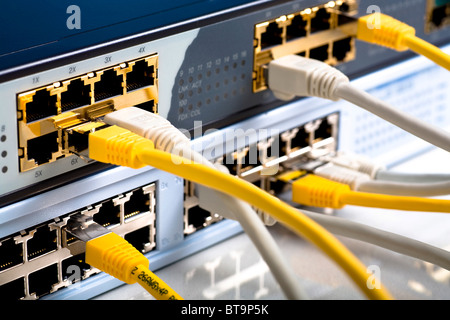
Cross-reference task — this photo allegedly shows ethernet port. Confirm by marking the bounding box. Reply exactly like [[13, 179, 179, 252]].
[[26, 131, 59, 165], [0, 237, 23, 272], [126, 60, 155, 92], [333, 37, 352, 62], [124, 189, 150, 221], [243, 144, 261, 169], [125, 227, 151, 253], [310, 44, 329, 62], [222, 153, 238, 176], [313, 119, 332, 144], [337, 11, 355, 26], [27, 225, 57, 260], [93, 200, 120, 227], [67, 130, 89, 153], [135, 100, 156, 113], [28, 264, 58, 298], [25, 89, 57, 123], [310, 8, 331, 34], [338, 2, 350, 13], [94, 69, 123, 102], [291, 127, 310, 151], [0, 278, 25, 300], [62, 254, 90, 283], [61, 78, 91, 112], [286, 15, 307, 41], [262, 136, 282, 163], [260, 21, 283, 49], [187, 205, 212, 232], [431, 6, 448, 28]]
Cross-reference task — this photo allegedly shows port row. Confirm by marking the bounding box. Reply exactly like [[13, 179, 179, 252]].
[[253, 0, 358, 92], [0, 183, 156, 300], [183, 113, 339, 232], [17, 54, 158, 172]]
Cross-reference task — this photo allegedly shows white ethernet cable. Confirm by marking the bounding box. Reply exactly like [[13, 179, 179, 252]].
[[300, 208, 450, 271], [103, 107, 308, 300], [267, 55, 450, 153], [356, 179, 450, 197], [375, 170, 450, 184], [316, 153, 450, 196]]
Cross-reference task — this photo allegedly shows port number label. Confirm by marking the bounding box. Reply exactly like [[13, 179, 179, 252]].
[[32, 77, 39, 84], [34, 170, 42, 178], [139, 46, 146, 53], [69, 66, 77, 74], [104, 56, 112, 64]]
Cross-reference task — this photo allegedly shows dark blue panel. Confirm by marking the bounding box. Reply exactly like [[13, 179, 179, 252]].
[[0, 0, 263, 71]]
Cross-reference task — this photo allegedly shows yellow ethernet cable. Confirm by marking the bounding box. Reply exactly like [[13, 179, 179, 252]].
[[66, 213, 183, 300], [357, 13, 450, 71], [87, 125, 393, 300], [289, 173, 450, 213]]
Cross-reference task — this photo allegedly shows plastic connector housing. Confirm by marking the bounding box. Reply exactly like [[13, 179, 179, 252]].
[[291, 174, 350, 209], [356, 13, 416, 51], [104, 106, 190, 154], [86, 232, 148, 284], [88, 125, 154, 169], [268, 55, 349, 101]]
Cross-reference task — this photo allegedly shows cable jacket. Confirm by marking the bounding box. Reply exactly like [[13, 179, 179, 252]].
[[376, 170, 450, 183], [342, 191, 450, 213], [335, 83, 450, 153], [130, 264, 184, 300], [402, 35, 450, 71], [302, 209, 450, 271], [136, 147, 393, 300], [357, 179, 450, 197]]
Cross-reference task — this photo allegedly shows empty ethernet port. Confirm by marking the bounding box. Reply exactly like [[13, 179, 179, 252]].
[[61, 78, 91, 112], [135, 100, 156, 113], [0, 237, 23, 272], [431, 5, 448, 28], [243, 144, 261, 170], [310, 8, 331, 34], [67, 130, 89, 153], [332, 37, 352, 62], [26, 131, 59, 165], [286, 15, 307, 41], [28, 264, 58, 298], [187, 205, 213, 232], [27, 225, 57, 260], [94, 69, 123, 102], [260, 21, 283, 49], [266, 135, 284, 160], [309, 44, 329, 62], [62, 254, 90, 283], [126, 60, 155, 92], [222, 153, 238, 176], [291, 127, 310, 151], [0, 278, 25, 300], [125, 227, 152, 253], [124, 189, 151, 221], [339, 2, 350, 12], [93, 200, 120, 227], [313, 119, 333, 144], [24, 89, 57, 123]]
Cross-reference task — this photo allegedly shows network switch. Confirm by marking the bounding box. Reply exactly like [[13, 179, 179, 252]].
[[1, 0, 449, 300], [0, 181, 156, 299]]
